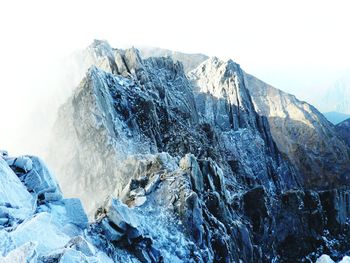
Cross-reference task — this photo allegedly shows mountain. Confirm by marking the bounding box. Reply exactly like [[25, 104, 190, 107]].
[[42, 40, 350, 262], [1, 40, 350, 262], [49, 43, 301, 261], [336, 118, 350, 147], [323, 111, 350, 124], [315, 72, 350, 114]]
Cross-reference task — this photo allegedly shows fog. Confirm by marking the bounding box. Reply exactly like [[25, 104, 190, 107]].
[[1, 0, 350, 157]]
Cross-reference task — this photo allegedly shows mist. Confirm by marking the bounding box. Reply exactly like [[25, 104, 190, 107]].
[[1, 0, 350, 157], [0, 50, 78, 157]]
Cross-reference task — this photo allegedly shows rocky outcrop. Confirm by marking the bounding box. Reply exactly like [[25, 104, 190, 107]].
[[0, 151, 117, 263]]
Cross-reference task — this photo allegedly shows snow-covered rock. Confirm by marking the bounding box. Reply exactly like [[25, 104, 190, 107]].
[[0, 152, 115, 263], [0, 157, 35, 225], [11, 212, 70, 255]]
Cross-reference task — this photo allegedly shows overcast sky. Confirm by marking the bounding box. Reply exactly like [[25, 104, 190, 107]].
[[0, 0, 349, 154]]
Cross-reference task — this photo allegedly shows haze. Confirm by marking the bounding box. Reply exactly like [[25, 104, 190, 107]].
[[1, 0, 349, 155]]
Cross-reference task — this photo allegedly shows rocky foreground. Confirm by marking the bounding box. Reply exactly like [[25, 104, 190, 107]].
[[1, 40, 350, 262], [0, 151, 177, 262]]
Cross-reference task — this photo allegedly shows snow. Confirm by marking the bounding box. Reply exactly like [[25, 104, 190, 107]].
[[341, 256, 350, 263]]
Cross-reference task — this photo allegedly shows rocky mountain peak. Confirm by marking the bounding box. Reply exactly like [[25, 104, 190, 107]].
[[2, 41, 348, 262], [189, 56, 257, 131]]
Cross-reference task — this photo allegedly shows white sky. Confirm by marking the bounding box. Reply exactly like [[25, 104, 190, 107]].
[[0, 0, 350, 154]]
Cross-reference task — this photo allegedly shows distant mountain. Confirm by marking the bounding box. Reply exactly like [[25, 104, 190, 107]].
[[336, 118, 350, 147], [316, 72, 350, 114], [323, 111, 350, 124]]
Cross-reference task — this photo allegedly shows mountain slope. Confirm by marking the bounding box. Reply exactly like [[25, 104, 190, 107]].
[[244, 73, 350, 188]]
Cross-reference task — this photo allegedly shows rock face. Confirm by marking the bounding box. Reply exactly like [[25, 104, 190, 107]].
[[43, 40, 350, 262], [244, 73, 350, 188]]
